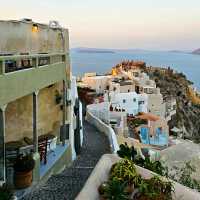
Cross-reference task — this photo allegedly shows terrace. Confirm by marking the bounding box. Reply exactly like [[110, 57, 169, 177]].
[[0, 52, 71, 189], [0, 53, 68, 107]]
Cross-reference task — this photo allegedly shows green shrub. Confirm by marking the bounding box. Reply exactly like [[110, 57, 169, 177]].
[[135, 157, 168, 177], [110, 159, 141, 186], [117, 143, 168, 176], [138, 176, 174, 200], [103, 179, 129, 200]]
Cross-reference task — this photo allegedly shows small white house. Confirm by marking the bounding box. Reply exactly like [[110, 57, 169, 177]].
[[110, 92, 148, 115], [82, 75, 111, 94]]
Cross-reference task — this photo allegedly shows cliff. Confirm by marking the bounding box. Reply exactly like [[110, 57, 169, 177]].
[[145, 67, 200, 142]]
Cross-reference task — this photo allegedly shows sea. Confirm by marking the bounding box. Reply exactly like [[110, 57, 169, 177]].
[[71, 50, 200, 91]]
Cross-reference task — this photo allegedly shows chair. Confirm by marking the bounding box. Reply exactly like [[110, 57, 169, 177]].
[[38, 138, 48, 165]]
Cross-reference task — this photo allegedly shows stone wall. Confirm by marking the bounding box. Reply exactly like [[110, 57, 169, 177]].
[[5, 82, 63, 143]]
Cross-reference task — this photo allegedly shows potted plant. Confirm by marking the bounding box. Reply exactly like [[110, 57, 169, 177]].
[[13, 154, 35, 189], [0, 184, 17, 200]]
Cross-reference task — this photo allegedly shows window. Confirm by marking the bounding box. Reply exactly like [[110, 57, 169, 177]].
[[149, 88, 154, 94], [38, 57, 50, 66], [139, 101, 144, 105], [123, 99, 126, 103], [133, 98, 136, 102]]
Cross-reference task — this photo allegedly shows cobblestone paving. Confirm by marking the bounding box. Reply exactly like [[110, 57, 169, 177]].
[[22, 121, 110, 200]]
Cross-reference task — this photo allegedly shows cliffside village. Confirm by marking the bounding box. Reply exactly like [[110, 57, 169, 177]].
[[78, 61, 178, 151], [77, 60, 200, 173], [1, 19, 200, 200]]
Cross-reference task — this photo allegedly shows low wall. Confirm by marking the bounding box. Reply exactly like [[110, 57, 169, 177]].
[[87, 102, 110, 124], [86, 110, 119, 153], [76, 154, 200, 200]]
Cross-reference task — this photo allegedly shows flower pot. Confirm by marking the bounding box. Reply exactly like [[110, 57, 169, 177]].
[[14, 170, 33, 189]]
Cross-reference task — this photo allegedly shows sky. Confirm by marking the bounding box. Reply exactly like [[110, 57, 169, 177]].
[[1, 0, 200, 50]]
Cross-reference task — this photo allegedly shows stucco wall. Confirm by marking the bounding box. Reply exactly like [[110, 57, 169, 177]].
[[82, 76, 110, 94], [111, 92, 139, 115], [148, 94, 165, 118], [0, 20, 69, 54], [120, 84, 135, 93], [5, 83, 63, 143]]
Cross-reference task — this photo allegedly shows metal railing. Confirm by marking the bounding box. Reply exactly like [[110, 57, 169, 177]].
[[0, 53, 66, 75]]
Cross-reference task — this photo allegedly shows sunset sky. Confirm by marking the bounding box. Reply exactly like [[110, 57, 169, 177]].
[[1, 0, 200, 50]]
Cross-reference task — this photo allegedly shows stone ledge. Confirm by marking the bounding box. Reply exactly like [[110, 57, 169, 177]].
[[76, 154, 200, 200]]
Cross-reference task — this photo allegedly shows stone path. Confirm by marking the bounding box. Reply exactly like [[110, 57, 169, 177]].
[[22, 121, 110, 200]]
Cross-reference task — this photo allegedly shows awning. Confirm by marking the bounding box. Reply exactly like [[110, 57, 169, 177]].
[[136, 113, 160, 122]]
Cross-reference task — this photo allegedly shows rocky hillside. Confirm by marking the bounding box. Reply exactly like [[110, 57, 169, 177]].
[[192, 48, 200, 55], [145, 67, 200, 142]]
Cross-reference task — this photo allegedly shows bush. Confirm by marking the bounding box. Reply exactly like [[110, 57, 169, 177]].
[[134, 157, 168, 177], [110, 159, 141, 187], [137, 176, 174, 200], [117, 143, 137, 161], [102, 179, 129, 200], [117, 143, 168, 176]]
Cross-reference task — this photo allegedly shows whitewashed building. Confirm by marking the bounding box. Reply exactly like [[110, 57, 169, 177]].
[[109, 92, 148, 115], [82, 74, 111, 94]]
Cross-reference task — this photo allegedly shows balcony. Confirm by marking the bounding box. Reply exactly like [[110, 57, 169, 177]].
[[0, 53, 69, 106]]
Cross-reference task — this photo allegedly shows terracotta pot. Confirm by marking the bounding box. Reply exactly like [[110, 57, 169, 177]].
[[14, 170, 33, 189]]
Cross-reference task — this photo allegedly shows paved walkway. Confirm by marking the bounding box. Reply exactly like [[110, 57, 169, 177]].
[[22, 121, 110, 200]]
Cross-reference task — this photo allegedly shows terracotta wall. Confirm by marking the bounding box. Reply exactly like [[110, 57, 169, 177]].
[[5, 83, 63, 143]]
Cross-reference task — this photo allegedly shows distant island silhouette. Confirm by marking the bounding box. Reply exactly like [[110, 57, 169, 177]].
[[73, 47, 115, 54]]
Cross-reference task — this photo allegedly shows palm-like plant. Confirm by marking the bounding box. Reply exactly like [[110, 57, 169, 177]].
[[104, 179, 129, 200]]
